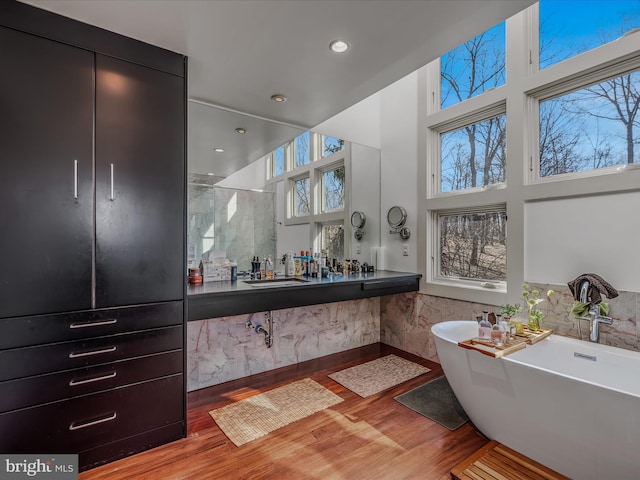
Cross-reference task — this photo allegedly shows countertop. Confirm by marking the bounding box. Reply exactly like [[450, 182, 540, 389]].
[[187, 270, 421, 321]]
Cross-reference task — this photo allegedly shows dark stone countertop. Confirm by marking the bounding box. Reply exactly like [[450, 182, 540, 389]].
[[187, 270, 421, 321]]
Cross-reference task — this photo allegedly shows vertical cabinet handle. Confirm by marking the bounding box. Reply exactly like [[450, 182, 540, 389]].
[[110, 163, 115, 200], [74, 160, 78, 199]]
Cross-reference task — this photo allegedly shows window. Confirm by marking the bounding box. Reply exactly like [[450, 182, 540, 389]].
[[440, 22, 505, 109], [292, 176, 310, 217], [294, 131, 311, 167], [437, 209, 507, 284], [423, 3, 640, 303], [539, 0, 640, 70], [272, 145, 285, 177], [320, 223, 344, 260], [539, 70, 640, 177], [320, 165, 345, 212], [440, 114, 506, 192], [321, 135, 344, 157]]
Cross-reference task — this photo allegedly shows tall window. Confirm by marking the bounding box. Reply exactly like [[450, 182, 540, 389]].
[[539, 70, 640, 176], [294, 131, 311, 167], [438, 209, 507, 283], [272, 145, 285, 177], [320, 165, 345, 212], [292, 176, 310, 217], [539, 0, 640, 69], [440, 114, 506, 192], [441, 22, 505, 109], [322, 135, 344, 157], [321, 223, 344, 260], [424, 2, 640, 302]]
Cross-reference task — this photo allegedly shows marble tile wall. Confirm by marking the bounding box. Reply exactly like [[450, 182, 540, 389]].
[[188, 297, 380, 391], [381, 284, 640, 363]]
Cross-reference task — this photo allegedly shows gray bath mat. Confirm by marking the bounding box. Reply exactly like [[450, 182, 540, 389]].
[[394, 375, 469, 430]]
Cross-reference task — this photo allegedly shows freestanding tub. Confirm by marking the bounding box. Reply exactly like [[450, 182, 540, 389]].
[[432, 320, 640, 480]]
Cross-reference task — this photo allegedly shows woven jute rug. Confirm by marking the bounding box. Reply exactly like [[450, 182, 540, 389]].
[[328, 354, 430, 398], [209, 378, 343, 447]]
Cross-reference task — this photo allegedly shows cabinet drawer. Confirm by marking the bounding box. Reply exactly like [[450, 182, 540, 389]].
[[0, 301, 183, 349], [0, 374, 184, 454], [0, 325, 182, 382], [0, 349, 183, 413]]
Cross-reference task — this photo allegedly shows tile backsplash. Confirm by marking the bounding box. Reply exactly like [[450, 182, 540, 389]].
[[381, 284, 639, 363]]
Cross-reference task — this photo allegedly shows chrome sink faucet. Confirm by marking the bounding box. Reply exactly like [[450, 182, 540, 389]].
[[578, 280, 613, 342]]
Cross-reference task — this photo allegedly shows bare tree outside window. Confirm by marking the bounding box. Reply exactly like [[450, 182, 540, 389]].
[[439, 211, 507, 282], [323, 136, 344, 157], [295, 132, 310, 167], [293, 177, 310, 216], [273, 145, 285, 176], [322, 166, 344, 212], [322, 224, 344, 261]]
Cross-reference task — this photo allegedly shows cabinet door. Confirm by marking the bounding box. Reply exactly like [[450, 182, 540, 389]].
[[0, 27, 94, 318], [95, 55, 184, 307]]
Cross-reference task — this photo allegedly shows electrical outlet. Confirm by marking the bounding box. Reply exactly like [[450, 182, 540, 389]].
[[356, 243, 361, 254], [402, 243, 409, 256]]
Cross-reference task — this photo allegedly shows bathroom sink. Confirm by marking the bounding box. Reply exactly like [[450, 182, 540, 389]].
[[243, 277, 311, 287]]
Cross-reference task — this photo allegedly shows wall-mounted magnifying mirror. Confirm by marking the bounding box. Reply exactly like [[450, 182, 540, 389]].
[[351, 211, 366, 240], [387, 205, 410, 240]]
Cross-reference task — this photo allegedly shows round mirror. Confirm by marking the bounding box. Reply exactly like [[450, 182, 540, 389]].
[[350, 211, 366, 229], [387, 206, 407, 229]]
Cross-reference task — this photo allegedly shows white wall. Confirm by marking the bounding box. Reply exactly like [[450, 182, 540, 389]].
[[349, 143, 381, 264], [525, 191, 640, 291], [379, 71, 419, 273], [313, 92, 381, 150], [217, 156, 268, 190]]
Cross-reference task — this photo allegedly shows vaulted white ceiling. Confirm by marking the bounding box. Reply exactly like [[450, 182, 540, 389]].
[[22, 0, 534, 129]]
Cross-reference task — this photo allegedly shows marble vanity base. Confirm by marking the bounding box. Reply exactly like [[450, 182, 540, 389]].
[[188, 297, 380, 391]]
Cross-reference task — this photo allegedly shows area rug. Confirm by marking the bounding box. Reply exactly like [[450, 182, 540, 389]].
[[209, 378, 343, 447], [328, 354, 430, 398], [394, 375, 469, 430]]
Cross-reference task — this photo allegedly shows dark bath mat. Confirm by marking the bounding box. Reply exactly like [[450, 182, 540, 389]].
[[394, 375, 469, 431]]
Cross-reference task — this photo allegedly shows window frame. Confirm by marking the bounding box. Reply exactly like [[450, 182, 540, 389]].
[[421, 3, 640, 305]]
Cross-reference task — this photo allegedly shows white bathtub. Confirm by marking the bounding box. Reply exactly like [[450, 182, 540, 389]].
[[432, 320, 640, 480]]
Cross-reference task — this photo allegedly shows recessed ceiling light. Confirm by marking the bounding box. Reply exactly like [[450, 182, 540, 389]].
[[213, 147, 224, 153], [271, 94, 287, 103], [207, 172, 215, 176], [329, 39, 349, 53], [235, 127, 247, 134]]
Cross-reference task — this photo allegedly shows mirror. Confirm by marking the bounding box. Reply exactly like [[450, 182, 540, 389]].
[[387, 206, 410, 240], [188, 99, 382, 274], [350, 211, 366, 240]]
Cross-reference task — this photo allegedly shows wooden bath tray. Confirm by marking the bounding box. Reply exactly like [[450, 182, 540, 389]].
[[517, 327, 552, 344], [457, 337, 527, 358]]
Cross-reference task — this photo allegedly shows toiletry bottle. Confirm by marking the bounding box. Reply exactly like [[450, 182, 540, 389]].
[[266, 255, 274, 279], [491, 313, 504, 346], [260, 257, 266, 280], [304, 250, 310, 276], [498, 314, 510, 343], [294, 254, 302, 276], [478, 310, 492, 340], [230, 261, 237, 282], [287, 252, 295, 277]]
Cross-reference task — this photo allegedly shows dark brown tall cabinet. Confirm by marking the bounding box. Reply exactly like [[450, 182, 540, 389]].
[[0, 2, 186, 471]]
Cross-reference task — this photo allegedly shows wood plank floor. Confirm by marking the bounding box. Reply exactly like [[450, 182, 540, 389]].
[[80, 344, 489, 480]]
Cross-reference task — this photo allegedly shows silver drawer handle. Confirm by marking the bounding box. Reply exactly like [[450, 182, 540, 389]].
[[69, 412, 117, 431], [69, 371, 117, 386], [69, 319, 117, 329], [73, 159, 78, 199], [69, 346, 116, 359], [110, 163, 114, 200]]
